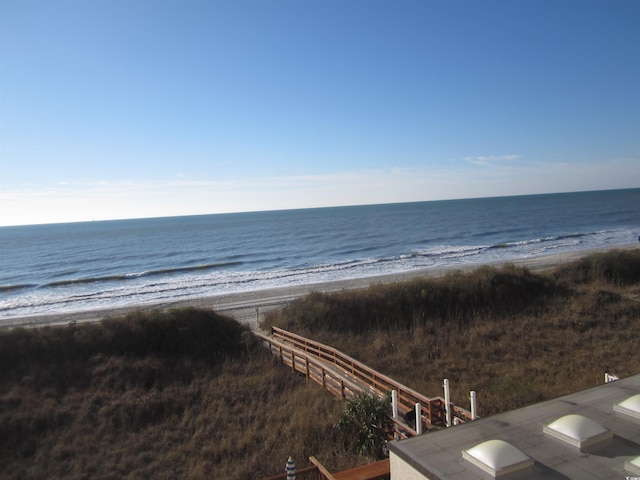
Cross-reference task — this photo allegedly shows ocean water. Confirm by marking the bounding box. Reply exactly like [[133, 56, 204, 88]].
[[1, 189, 639, 321]]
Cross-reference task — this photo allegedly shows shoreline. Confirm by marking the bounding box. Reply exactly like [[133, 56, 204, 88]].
[[3, 244, 638, 331]]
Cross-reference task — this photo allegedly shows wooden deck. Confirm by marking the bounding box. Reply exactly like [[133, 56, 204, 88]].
[[333, 458, 390, 480]]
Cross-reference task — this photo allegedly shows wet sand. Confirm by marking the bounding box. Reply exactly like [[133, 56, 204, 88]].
[[4, 245, 637, 331]]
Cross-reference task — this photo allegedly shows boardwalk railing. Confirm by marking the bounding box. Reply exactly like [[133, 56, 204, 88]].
[[263, 465, 325, 480], [257, 327, 473, 428], [262, 458, 329, 480], [255, 331, 365, 401]]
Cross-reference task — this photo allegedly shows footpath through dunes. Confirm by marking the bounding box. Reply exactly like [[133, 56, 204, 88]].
[[256, 326, 474, 438]]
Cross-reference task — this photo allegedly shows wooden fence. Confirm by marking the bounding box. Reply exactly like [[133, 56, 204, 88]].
[[255, 331, 366, 401], [262, 460, 326, 480]]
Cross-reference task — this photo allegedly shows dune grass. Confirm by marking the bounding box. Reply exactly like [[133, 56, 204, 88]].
[[264, 249, 640, 415], [0, 308, 358, 479], [1, 249, 639, 478]]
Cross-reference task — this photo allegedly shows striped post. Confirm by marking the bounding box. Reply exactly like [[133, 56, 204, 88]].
[[285, 456, 296, 480]]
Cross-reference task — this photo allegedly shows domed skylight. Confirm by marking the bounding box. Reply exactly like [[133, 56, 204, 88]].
[[543, 414, 612, 451], [614, 394, 640, 423], [462, 439, 534, 478]]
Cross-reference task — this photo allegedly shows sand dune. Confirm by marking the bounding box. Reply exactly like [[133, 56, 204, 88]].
[[3, 244, 637, 330]]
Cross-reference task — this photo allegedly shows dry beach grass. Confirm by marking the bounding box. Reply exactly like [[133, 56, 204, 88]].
[[0, 247, 639, 478], [265, 248, 640, 416]]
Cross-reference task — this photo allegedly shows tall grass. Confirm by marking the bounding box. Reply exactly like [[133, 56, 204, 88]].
[[0, 308, 361, 479], [553, 248, 640, 286], [1, 307, 248, 374], [263, 264, 563, 333], [265, 250, 640, 415]]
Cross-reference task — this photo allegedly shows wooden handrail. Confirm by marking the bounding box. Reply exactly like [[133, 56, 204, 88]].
[[262, 464, 324, 480], [309, 456, 337, 480], [255, 332, 364, 401], [270, 327, 465, 426], [258, 327, 473, 427], [257, 331, 427, 436]]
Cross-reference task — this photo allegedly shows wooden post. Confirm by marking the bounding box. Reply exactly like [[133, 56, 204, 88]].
[[309, 456, 337, 480]]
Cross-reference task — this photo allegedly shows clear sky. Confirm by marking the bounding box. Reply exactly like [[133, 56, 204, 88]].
[[1, 0, 639, 226]]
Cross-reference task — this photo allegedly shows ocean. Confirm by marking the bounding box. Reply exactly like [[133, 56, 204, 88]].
[[1, 189, 639, 322]]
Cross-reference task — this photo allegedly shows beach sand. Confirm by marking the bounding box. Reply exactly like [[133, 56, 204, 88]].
[[4, 245, 638, 331]]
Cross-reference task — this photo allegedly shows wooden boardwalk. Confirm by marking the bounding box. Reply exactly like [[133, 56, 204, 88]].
[[255, 326, 473, 434], [257, 327, 477, 479]]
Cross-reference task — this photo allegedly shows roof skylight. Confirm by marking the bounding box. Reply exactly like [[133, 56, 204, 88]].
[[462, 439, 534, 478], [613, 394, 640, 423], [625, 456, 640, 476], [543, 414, 612, 451]]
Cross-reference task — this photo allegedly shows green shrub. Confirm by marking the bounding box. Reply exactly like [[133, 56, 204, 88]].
[[334, 392, 392, 460]]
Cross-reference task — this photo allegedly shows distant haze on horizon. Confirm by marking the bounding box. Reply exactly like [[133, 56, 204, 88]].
[[2, 188, 639, 229], [1, 1, 639, 227]]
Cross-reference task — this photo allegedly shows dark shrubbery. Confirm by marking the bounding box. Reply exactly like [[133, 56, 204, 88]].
[[0, 308, 250, 383], [334, 393, 393, 460]]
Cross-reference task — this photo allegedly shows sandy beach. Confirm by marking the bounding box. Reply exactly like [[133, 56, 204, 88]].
[[4, 244, 637, 331]]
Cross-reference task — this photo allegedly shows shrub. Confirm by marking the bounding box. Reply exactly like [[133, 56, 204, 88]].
[[334, 392, 392, 460]]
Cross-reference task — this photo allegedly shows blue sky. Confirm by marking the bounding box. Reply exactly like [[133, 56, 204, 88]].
[[1, 0, 639, 226]]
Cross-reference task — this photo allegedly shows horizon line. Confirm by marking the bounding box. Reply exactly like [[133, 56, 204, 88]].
[[2, 187, 637, 229]]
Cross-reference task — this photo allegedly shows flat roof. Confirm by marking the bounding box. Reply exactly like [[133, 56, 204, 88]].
[[389, 374, 640, 479]]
